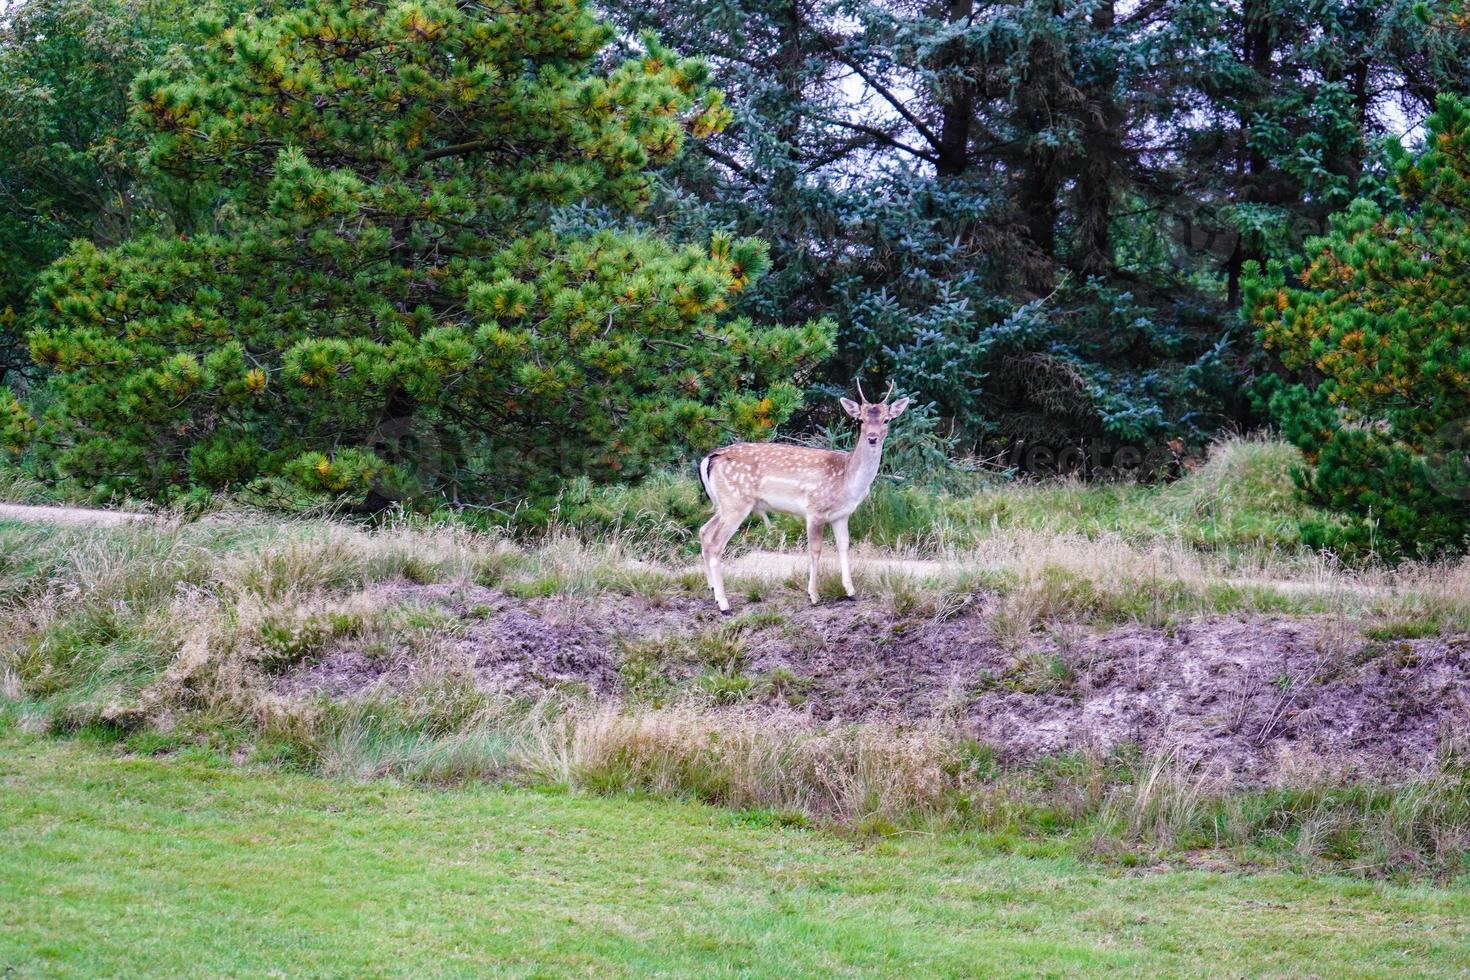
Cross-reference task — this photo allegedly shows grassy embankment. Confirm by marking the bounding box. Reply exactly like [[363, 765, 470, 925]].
[[3, 731, 1470, 976], [3, 436, 1470, 879]]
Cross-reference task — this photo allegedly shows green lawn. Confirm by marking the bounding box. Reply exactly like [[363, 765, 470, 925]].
[[2, 735, 1469, 977]]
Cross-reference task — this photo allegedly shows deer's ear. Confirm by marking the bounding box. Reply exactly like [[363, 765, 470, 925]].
[[839, 398, 862, 419], [885, 397, 911, 420]]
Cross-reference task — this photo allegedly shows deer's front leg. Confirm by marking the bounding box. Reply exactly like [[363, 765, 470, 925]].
[[832, 517, 855, 598], [805, 515, 825, 605]]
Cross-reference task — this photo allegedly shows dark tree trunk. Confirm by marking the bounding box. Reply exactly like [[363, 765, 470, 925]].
[[1015, 0, 1066, 275], [359, 385, 420, 513], [773, 0, 805, 184], [1344, 4, 1374, 183], [935, 0, 975, 178], [1072, 0, 1120, 276], [1018, 155, 1061, 261], [1228, 0, 1275, 307], [1225, 237, 1244, 310]]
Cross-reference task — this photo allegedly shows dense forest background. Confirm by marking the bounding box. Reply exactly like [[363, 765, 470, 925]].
[[602, 0, 1469, 449], [2, 0, 1470, 555]]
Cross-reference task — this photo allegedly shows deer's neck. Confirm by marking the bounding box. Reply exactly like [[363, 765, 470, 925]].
[[842, 439, 884, 501]]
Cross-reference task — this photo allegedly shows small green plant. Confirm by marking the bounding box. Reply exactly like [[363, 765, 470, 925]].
[[1003, 651, 1077, 696], [730, 609, 786, 630], [472, 552, 525, 588], [505, 577, 562, 600], [758, 667, 812, 707], [692, 625, 751, 675], [967, 669, 999, 698], [616, 638, 682, 701], [697, 669, 755, 705], [616, 624, 754, 703], [945, 738, 1001, 782], [257, 609, 365, 672], [1364, 619, 1442, 641]]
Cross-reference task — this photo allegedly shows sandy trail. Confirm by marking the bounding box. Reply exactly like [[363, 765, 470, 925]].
[[720, 550, 945, 581], [0, 502, 1390, 598], [716, 549, 1388, 598], [0, 502, 147, 527]]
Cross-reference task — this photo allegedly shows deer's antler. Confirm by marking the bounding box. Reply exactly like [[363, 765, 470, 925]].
[[883, 380, 895, 403], [855, 377, 870, 404]]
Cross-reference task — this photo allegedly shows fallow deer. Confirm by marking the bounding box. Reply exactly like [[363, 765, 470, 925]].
[[697, 382, 910, 613]]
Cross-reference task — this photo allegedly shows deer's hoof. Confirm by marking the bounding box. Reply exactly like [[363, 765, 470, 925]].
[[839, 593, 857, 602], [719, 607, 734, 616]]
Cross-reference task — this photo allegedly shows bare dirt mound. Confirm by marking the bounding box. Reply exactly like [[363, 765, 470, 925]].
[[276, 581, 1470, 782]]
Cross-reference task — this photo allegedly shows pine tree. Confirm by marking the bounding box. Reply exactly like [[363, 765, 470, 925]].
[[1249, 94, 1470, 559], [5, 0, 832, 505], [0, 0, 202, 382]]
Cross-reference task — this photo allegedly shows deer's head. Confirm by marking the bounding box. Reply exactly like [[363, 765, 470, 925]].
[[840, 380, 910, 448]]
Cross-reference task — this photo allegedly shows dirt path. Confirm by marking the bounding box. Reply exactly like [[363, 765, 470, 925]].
[[716, 549, 1388, 598], [720, 550, 949, 581], [0, 502, 1388, 599], [0, 502, 147, 526]]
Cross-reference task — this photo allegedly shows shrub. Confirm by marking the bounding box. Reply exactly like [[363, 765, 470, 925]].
[[1249, 94, 1470, 560]]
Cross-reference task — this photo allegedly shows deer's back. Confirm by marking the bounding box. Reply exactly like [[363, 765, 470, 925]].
[[705, 442, 848, 508]]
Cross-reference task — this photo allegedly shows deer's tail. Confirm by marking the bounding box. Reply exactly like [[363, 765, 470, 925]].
[[698, 451, 722, 503]]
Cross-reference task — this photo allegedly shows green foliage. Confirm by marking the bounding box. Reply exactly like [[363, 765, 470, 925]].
[[1250, 94, 1470, 560], [0, 0, 205, 381], [9, 0, 1470, 493], [12, 0, 832, 505]]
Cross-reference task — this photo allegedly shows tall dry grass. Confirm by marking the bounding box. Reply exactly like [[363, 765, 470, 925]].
[[245, 684, 1470, 878]]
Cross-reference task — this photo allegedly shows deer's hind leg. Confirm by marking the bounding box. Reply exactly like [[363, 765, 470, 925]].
[[699, 513, 721, 591], [701, 499, 754, 614]]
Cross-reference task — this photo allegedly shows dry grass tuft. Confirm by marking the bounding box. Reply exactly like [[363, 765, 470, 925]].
[[522, 704, 955, 825]]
